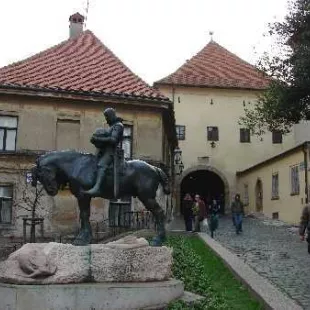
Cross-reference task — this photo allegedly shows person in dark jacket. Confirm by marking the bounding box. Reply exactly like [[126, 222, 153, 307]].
[[231, 194, 244, 234], [208, 199, 220, 238], [182, 193, 194, 231], [299, 204, 310, 253]]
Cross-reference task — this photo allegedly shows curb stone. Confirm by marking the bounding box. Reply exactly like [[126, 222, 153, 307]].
[[198, 233, 303, 310]]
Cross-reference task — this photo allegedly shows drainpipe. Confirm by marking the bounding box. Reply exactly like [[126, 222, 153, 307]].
[[172, 85, 175, 107], [303, 142, 309, 204]]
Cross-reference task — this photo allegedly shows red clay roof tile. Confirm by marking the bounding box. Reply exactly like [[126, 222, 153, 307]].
[[155, 40, 269, 90], [0, 30, 167, 101]]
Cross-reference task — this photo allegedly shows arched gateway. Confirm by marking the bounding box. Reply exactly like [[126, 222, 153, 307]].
[[176, 165, 229, 215]]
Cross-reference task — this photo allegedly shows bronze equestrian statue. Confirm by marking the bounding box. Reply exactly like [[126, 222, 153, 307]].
[[31, 108, 170, 246]]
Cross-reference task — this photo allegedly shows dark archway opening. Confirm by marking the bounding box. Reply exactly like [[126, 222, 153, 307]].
[[180, 170, 225, 214]]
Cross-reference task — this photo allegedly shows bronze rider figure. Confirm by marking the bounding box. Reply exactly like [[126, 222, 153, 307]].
[[84, 108, 124, 196]]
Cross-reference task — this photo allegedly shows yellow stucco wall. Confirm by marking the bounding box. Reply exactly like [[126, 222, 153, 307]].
[[0, 95, 164, 161], [0, 94, 169, 236], [237, 149, 305, 224], [159, 85, 296, 200]]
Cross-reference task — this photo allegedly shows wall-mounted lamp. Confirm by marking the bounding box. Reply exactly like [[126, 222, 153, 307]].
[[210, 141, 216, 148], [174, 147, 182, 164], [174, 147, 184, 176]]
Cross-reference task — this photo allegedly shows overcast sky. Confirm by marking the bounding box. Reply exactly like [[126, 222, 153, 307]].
[[0, 0, 289, 84]]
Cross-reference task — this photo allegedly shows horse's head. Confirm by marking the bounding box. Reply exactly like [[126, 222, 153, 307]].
[[31, 158, 59, 196]]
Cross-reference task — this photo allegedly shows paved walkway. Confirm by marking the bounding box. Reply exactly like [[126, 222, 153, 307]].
[[168, 215, 310, 309]]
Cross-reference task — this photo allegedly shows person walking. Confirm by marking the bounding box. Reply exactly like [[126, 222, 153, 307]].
[[299, 203, 310, 254], [231, 194, 244, 234], [193, 194, 206, 232], [208, 199, 220, 238], [182, 193, 194, 231]]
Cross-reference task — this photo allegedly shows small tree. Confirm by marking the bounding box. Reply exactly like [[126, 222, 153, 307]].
[[15, 170, 45, 242], [240, 0, 310, 135]]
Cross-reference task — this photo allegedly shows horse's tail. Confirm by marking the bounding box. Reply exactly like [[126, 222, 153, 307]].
[[155, 167, 171, 195]]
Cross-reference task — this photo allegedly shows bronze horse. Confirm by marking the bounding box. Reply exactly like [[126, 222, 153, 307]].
[[31, 151, 170, 246]]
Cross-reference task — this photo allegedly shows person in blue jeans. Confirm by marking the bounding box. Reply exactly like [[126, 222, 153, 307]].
[[231, 194, 244, 234]]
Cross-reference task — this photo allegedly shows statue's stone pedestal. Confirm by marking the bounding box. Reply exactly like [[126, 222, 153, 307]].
[[0, 236, 172, 284], [0, 236, 184, 309], [0, 280, 184, 310]]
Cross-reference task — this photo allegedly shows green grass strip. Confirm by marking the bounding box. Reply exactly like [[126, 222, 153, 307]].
[[165, 235, 263, 310]]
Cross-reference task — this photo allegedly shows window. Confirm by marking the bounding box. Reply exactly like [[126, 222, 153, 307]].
[[56, 119, 80, 150], [176, 125, 185, 140], [272, 131, 282, 144], [0, 185, 13, 224], [207, 126, 219, 141], [272, 173, 279, 199], [290, 165, 300, 195], [243, 184, 249, 205], [240, 128, 251, 143], [0, 116, 18, 151], [122, 125, 133, 159]]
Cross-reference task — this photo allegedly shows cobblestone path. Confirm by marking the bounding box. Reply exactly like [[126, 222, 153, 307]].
[[213, 216, 310, 309]]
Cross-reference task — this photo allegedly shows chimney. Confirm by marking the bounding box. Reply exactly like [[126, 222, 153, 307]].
[[69, 12, 85, 39]]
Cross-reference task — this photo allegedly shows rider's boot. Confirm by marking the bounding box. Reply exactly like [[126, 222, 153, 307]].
[[84, 167, 106, 196]]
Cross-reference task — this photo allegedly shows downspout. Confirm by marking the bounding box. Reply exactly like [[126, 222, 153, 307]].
[[171, 85, 176, 218], [303, 142, 309, 204]]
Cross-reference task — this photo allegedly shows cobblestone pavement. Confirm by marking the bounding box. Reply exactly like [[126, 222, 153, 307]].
[[212, 216, 310, 309]]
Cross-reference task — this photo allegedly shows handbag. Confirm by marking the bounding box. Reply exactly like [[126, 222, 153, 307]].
[[201, 218, 209, 232]]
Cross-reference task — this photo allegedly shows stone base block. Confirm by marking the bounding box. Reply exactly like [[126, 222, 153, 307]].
[[0, 279, 184, 310], [0, 237, 172, 284]]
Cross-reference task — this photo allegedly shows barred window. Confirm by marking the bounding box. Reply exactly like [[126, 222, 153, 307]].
[[272, 173, 279, 199], [0, 185, 13, 224], [122, 125, 133, 159], [207, 126, 219, 141], [240, 128, 251, 143], [0, 116, 18, 151], [290, 165, 299, 195], [176, 125, 185, 140]]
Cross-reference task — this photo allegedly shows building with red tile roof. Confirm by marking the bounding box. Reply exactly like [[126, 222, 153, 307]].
[[155, 39, 303, 217], [0, 13, 176, 238]]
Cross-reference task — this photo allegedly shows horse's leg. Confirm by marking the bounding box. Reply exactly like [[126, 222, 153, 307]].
[[73, 196, 92, 246], [139, 196, 166, 246]]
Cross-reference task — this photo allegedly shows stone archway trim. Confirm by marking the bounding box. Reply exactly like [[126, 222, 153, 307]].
[[175, 165, 230, 215]]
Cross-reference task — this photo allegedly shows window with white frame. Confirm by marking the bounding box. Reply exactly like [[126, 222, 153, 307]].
[[122, 125, 133, 159], [0, 116, 18, 151], [244, 184, 249, 205], [290, 165, 300, 195], [272, 173, 279, 199], [0, 185, 13, 224]]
